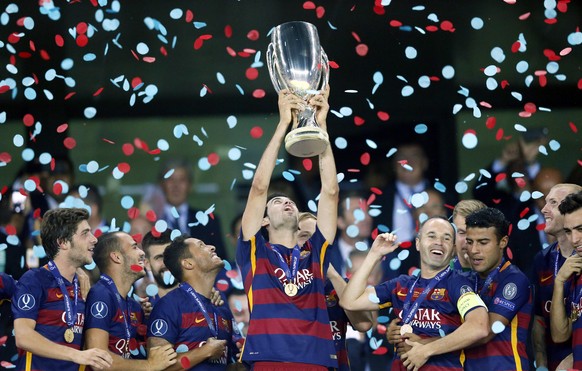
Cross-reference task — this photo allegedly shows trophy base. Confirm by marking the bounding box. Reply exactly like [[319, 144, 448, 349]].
[[285, 127, 329, 157]]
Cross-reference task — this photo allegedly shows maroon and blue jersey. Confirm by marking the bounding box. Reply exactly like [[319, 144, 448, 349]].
[[85, 279, 146, 359], [147, 286, 239, 370], [236, 228, 337, 368], [325, 279, 350, 371], [569, 273, 582, 369], [533, 242, 572, 371], [464, 261, 532, 371], [12, 266, 85, 371], [374, 269, 485, 371]]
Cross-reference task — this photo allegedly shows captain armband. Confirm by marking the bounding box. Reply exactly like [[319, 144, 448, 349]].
[[457, 292, 487, 319]]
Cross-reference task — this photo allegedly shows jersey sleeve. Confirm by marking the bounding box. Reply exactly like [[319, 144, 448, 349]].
[[488, 272, 531, 321], [147, 296, 179, 344], [11, 270, 43, 320], [448, 272, 487, 319], [84, 286, 115, 331], [374, 277, 397, 310], [0, 272, 16, 299]]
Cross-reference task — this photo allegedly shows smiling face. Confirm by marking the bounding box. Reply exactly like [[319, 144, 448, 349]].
[[118, 232, 146, 280], [416, 218, 455, 275], [68, 220, 98, 267], [187, 237, 224, 272], [466, 227, 507, 278], [564, 208, 582, 257], [542, 185, 577, 237]]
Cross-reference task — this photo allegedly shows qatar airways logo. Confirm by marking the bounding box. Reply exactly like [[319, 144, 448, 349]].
[[398, 308, 442, 330], [274, 268, 314, 290], [330, 320, 343, 341]]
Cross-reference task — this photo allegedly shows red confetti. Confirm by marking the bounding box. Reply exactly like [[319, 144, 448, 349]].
[[122, 143, 134, 156], [302, 158, 313, 171], [76, 35, 89, 47], [485, 116, 496, 129], [539, 74, 547, 87], [354, 116, 365, 126], [57, 123, 68, 133], [370, 187, 383, 195], [544, 18, 557, 25], [524, 102, 536, 113], [207, 153, 220, 166], [328, 61, 339, 69], [245, 68, 259, 80], [226, 270, 239, 279], [76, 22, 88, 34], [536, 223, 546, 231], [495, 128, 504, 141], [226, 46, 236, 57], [355, 43, 368, 56], [303, 1, 316, 10], [130, 264, 143, 272], [128, 207, 140, 219], [64, 92, 76, 100], [40, 49, 50, 60], [131, 77, 143, 89], [0, 361, 14, 368], [373, 6, 385, 15], [216, 279, 230, 291], [145, 210, 157, 222], [180, 357, 191, 369], [0, 152, 12, 164], [440, 20, 454, 32], [515, 178, 527, 188], [353, 31, 363, 42], [55, 34, 64, 47], [377, 111, 390, 121], [425, 25, 439, 32], [63, 137, 77, 149], [500, 80, 509, 89], [128, 338, 138, 351], [53, 182, 63, 196], [224, 25, 232, 38], [185, 10, 194, 23], [0, 335, 7, 346], [389, 20, 402, 27], [400, 241, 412, 249], [578, 78, 582, 90], [23, 114, 34, 127], [247, 30, 260, 41], [372, 346, 388, 355], [506, 246, 513, 260], [376, 324, 387, 335], [194, 37, 204, 50], [511, 41, 521, 53], [118, 162, 131, 173], [252, 89, 266, 99], [250, 126, 263, 138], [93, 87, 104, 96], [5, 225, 16, 236], [316, 6, 325, 18], [7, 33, 20, 44], [360, 152, 371, 165], [569, 122, 578, 133], [518, 12, 531, 20], [33, 208, 41, 219], [132, 233, 143, 244], [495, 173, 506, 183]]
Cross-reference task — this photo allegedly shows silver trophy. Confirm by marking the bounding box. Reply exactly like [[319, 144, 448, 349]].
[[267, 21, 330, 157]]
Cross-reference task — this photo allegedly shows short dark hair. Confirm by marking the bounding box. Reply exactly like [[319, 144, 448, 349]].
[[264, 192, 290, 217], [142, 230, 173, 258], [559, 191, 582, 215], [94, 232, 123, 272], [465, 207, 510, 242], [163, 234, 192, 282], [41, 208, 89, 259]]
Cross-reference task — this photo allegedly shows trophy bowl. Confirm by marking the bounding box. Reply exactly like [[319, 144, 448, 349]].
[[267, 21, 330, 158]]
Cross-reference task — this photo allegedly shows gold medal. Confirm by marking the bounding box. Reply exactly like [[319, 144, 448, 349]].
[[284, 283, 298, 297], [400, 324, 413, 336], [64, 328, 75, 343]]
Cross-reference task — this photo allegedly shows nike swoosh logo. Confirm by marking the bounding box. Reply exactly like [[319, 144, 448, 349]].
[[540, 275, 553, 283], [397, 290, 407, 297], [195, 317, 205, 324], [56, 293, 63, 298]]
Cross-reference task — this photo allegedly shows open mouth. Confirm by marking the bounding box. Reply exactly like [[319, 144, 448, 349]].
[[430, 249, 444, 256]]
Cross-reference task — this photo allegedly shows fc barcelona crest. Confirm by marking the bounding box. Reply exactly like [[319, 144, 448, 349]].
[[430, 288, 445, 301]]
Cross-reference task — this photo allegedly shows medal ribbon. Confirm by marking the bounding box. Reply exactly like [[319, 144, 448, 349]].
[[179, 282, 218, 338], [475, 258, 507, 295], [268, 242, 301, 286], [402, 266, 451, 325], [99, 274, 131, 348], [47, 261, 79, 329]]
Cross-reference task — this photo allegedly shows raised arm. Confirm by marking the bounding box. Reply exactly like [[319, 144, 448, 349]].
[[311, 86, 339, 242], [241, 90, 303, 240], [327, 265, 373, 332], [550, 255, 582, 342], [341, 233, 399, 311]]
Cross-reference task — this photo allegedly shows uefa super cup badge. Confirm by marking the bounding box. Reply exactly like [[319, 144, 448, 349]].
[[267, 21, 330, 158]]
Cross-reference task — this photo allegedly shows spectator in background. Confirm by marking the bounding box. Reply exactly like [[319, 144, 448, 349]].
[[227, 288, 250, 337], [69, 184, 108, 234], [473, 129, 550, 280], [156, 158, 228, 261]]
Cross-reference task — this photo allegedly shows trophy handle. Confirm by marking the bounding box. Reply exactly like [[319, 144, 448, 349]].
[[319, 49, 330, 91], [267, 43, 287, 93]]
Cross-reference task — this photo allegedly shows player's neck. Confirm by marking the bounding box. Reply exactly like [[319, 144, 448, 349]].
[[557, 233, 574, 257], [419, 264, 447, 279], [185, 273, 216, 298], [268, 229, 298, 249], [158, 284, 178, 298], [52, 256, 77, 282], [108, 270, 133, 298]]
